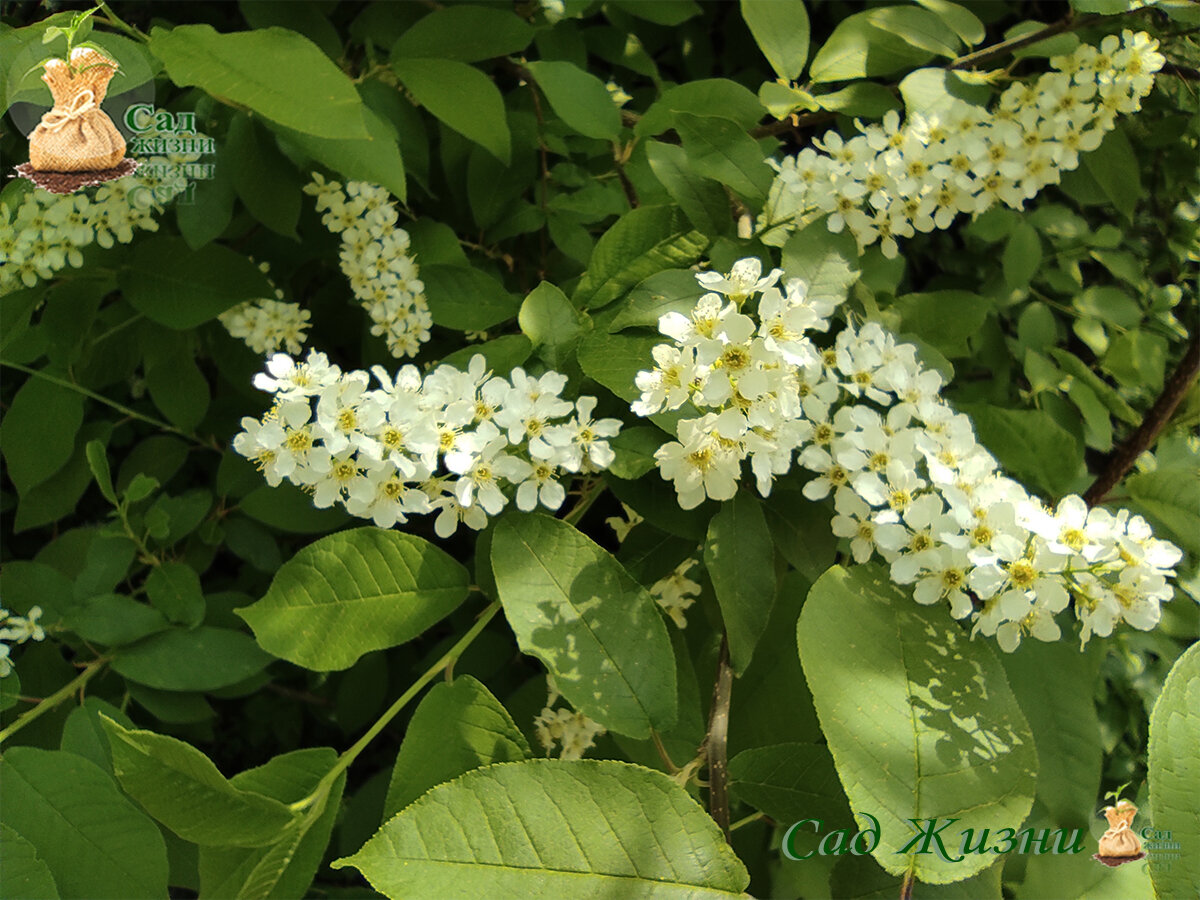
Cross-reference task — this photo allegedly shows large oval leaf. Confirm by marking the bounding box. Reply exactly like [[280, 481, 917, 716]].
[[491, 513, 677, 738], [704, 493, 776, 675], [335, 760, 750, 898], [100, 717, 297, 847], [797, 565, 1037, 885], [148, 24, 368, 138], [391, 58, 510, 164], [237, 527, 469, 671], [0, 748, 168, 900], [1148, 642, 1200, 900], [112, 625, 274, 691]]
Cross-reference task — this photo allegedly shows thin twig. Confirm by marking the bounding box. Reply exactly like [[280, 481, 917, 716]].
[[705, 635, 733, 842], [1083, 334, 1200, 507]]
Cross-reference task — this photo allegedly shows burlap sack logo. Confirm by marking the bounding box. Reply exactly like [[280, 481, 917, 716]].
[[1093, 798, 1146, 868], [14, 10, 137, 194]]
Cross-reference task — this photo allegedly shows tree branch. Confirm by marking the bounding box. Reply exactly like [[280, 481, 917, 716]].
[[1083, 334, 1200, 507], [705, 635, 734, 842]]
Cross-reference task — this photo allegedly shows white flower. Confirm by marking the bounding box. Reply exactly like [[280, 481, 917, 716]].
[[650, 559, 702, 628]]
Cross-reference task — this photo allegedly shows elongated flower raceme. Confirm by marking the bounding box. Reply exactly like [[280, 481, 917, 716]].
[[219, 261, 311, 356], [303, 176, 432, 359], [234, 351, 621, 538], [757, 31, 1165, 255], [633, 259, 1182, 651], [0, 155, 189, 294]]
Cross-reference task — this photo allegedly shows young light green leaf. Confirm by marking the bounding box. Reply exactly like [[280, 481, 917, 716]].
[[635, 79, 765, 137], [957, 403, 1081, 498], [809, 6, 960, 83], [100, 717, 298, 847], [673, 112, 774, 204], [111, 626, 274, 691], [148, 24, 368, 138], [798, 565, 1037, 884], [893, 290, 992, 358], [236, 527, 470, 671], [740, 0, 811, 81], [84, 440, 117, 505], [199, 748, 344, 900], [384, 675, 531, 818], [607, 268, 709, 333], [119, 237, 276, 330], [1002, 222, 1043, 291], [573, 205, 710, 310], [913, 0, 985, 46], [0, 748, 169, 900], [704, 493, 776, 675], [519, 281, 586, 370], [526, 60, 621, 140], [392, 58, 510, 164], [335, 760, 749, 898], [391, 6, 533, 63], [1148, 642, 1200, 900], [491, 513, 677, 738]]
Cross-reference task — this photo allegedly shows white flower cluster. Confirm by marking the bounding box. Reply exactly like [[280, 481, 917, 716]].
[[633, 260, 1182, 651], [302, 175, 432, 359], [219, 261, 311, 356], [0, 158, 188, 294], [1, 606, 45, 678], [650, 558, 701, 629], [758, 31, 1165, 255], [533, 676, 606, 760], [233, 351, 621, 538]]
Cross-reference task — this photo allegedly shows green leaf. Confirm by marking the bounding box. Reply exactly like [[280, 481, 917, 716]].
[[421, 264, 521, 331], [729, 742, 851, 825], [145, 561, 206, 627], [798, 565, 1037, 884], [673, 112, 774, 204], [238, 482, 351, 534], [761, 489, 837, 584], [740, 0, 811, 80], [100, 717, 298, 847], [573, 206, 710, 310], [607, 426, 667, 480], [893, 290, 992, 358], [1048, 349, 1139, 425], [112, 626, 275, 691], [609, 0, 703, 25], [225, 114, 305, 239], [518, 282, 586, 370], [1002, 222, 1043, 291], [0, 823, 60, 900], [0, 747, 168, 900], [0, 373, 85, 495], [758, 80, 819, 119], [63, 594, 169, 647], [809, 6, 960, 83], [84, 440, 117, 505], [704, 493, 776, 675], [812, 82, 902, 118], [635, 79, 764, 137], [273, 101, 407, 204], [1148, 642, 1200, 899], [120, 237, 276, 330], [608, 268, 709, 333], [392, 58, 510, 164], [913, 0, 985, 46], [199, 748, 345, 900], [439, 334, 533, 373], [957, 403, 1081, 497], [1001, 641, 1103, 826], [391, 6, 533, 63], [1074, 286, 1142, 330], [780, 220, 862, 307], [526, 60, 621, 140], [491, 513, 677, 738], [148, 24, 368, 138], [335, 759, 749, 897], [577, 331, 696, 435], [384, 676, 531, 818], [237, 527, 470, 671], [1083, 126, 1141, 221], [645, 141, 731, 235], [1125, 467, 1200, 556], [1017, 851, 1153, 899]]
